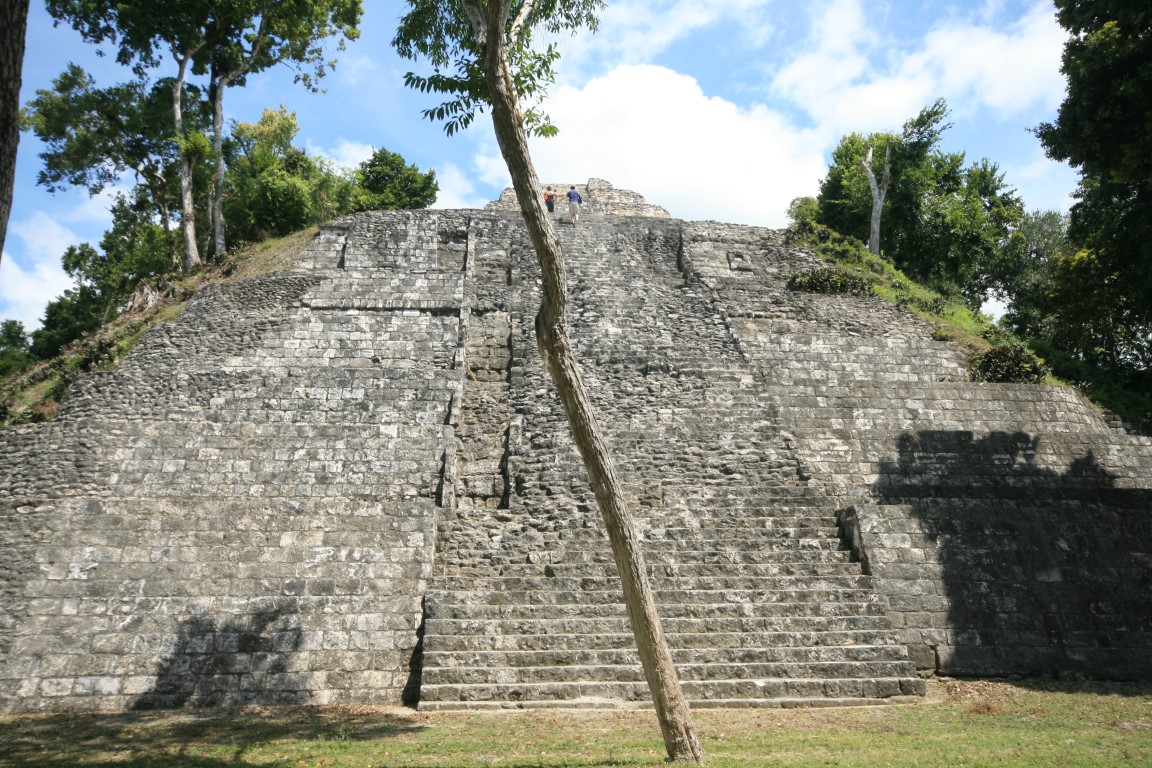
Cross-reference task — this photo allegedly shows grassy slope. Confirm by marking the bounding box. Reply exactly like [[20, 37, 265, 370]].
[[0, 680, 1149, 767], [781, 225, 1152, 430], [0, 228, 316, 425]]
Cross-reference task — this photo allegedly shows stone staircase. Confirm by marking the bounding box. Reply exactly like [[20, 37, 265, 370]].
[[417, 212, 925, 709]]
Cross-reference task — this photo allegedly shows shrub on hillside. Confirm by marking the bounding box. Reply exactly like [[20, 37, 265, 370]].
[[787, 267, 874, 297], [968, 344, 1049, 384]]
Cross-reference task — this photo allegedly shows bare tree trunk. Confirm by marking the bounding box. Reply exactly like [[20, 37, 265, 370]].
[[171, 52, 201, 272], [861, 144, 891, 256], [123, 278, 169, 314], [0, 0, 30, 264], [478, 4, 702, 762]]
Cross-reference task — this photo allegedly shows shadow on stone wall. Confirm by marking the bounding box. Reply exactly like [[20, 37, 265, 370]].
[[133, 606, 304, 710], [871, 430, 1152, 680], [401, 602, 425, 707]]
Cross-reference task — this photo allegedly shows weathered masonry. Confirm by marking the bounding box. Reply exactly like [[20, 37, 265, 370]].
[[1, 180, 1149, 713]]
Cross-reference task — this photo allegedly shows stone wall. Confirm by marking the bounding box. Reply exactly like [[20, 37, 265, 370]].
[[0, 213, 474, 712]]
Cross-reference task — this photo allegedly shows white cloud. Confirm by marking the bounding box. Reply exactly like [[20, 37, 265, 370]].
[[62, 184, 132, 223], [770, 0, 1066, 140], [769, 0, 874, 125], [556, 0, 776, 78], [0, 213, 77, 329], [306, 138, 375, 171], [904, 4, 1066, 117], [1003, 150, 1079, 214], [471, 133, 513, 192], [522, 65, 826, 227], [431, 164, 492, 210], [334, 52, 385, 88]]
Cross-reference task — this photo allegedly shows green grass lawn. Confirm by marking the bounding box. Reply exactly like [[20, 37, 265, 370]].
[[2, 680, 1150, 767]]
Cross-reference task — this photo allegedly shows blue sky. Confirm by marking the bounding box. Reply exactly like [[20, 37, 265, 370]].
[[2, 0, 1077, 330]]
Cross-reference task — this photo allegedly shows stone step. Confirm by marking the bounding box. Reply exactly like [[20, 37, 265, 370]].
[[551, 538, 850, 555], [797, 431, 1149, 489], [661, 486, 832, 501], [780, 412, 1100, 434], [426, 592, 886, 618], [561, 506, 840, 521], [466, 560, 863, 580], [424, 644, 913, 668], [730, 333, 962, 352], [557, 526, 843, 543], [422, 659, 918, 687], [427, 587, 877, 607], [641, 514, 842, 529], [418, 676, 926, 707], [424, 626, 905, 652], [544, 548, 854, 566], [418, 694, 916, 711], [432, 574, 873, 594]]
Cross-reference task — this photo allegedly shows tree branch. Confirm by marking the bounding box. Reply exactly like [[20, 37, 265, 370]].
[[510, 0, 541, 42], [460, 0, 489, 47]]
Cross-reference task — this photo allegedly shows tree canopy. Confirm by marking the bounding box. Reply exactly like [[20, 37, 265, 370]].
[[353, 147, 438, 212], [1035, 0, 1152, 326], [46, 0, 363, 265], [201, 1, 362, 254], [22, 65, 187, 197], [817, 100, 1023, 307], [1035, 2, 1152, 184], [393, 0, 601, 137]]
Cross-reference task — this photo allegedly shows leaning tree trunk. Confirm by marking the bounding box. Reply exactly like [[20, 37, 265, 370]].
[[0, 0, 30, 264], [478, 5, 703, 762]]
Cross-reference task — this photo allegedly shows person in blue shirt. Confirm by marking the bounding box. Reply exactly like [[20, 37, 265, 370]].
[[566, 185, 582, 226]]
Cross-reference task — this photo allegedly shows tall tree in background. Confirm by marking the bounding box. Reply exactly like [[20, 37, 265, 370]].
[[47, 0, 214, 271], [993, 209, 1069, 330], [224, 105, 434, 242], [226, 106, 322, 242], [352, 146, 438, 212], [0, 0, 31, 264], [203, 0, 362, 257], [0, 318, 32, 376], [22, 66, 204, 268], [1035, 0, 1152, 337], [818, 100, 1022, 306], [27, 195, 174, 359], [394, 0, 703, 761], [46, 2, 363, 264]]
